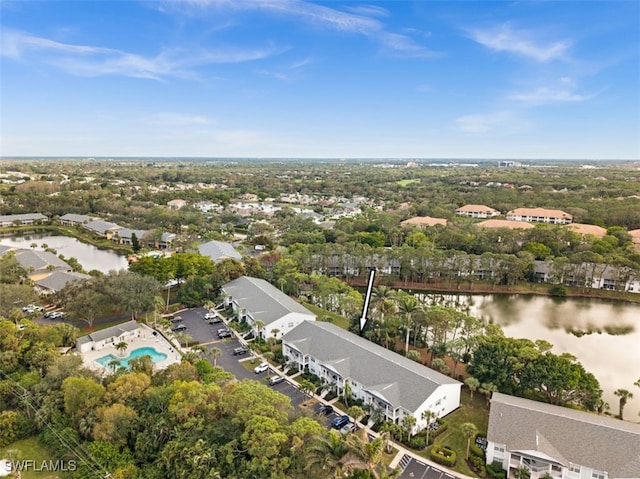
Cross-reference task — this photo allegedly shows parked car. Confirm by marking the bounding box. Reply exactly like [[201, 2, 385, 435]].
[[171, 323, 187, 332], [48, 311, 65, 319], [218, 330, 232, 339], [339, 422, 355, 435], [43, 311, 56, 318], [22, 304, 43, 313], [331, 415, 350, 430], [207, 317, 222, 324], [233, 347, 248, 356], [217, 327, 229, 334], [253, 362, 269, 374], [268, 375, 285, 386], [204, 312, 217, 320], [314, 403, 334, 416], [170, 316, 183, 323]]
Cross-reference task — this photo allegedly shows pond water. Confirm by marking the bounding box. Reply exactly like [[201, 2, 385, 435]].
[[418, 292, 640, 421], [0, 233, 129, 273]]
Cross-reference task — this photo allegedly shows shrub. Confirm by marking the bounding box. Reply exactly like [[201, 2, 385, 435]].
[[469, 455, 486, 476], [430, 446, 456, 467], [487, 461, 507, 479], [548, 284, 567, 297]]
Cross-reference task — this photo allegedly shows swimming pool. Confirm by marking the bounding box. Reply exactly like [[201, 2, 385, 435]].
[[96, 346, 168, 370]]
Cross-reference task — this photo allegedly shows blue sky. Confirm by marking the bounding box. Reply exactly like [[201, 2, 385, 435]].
[[1, 0, 638, 159]]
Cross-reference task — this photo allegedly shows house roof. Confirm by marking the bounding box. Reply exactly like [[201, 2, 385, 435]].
[[0, 213, 47, 223], [488, 393, 640, 478], [282, 320, 461, 413], [34, 271, 91, 292], [222, 276, 315, 326], [507, 207, 572, 219], [401, 216, 448, 227], [58, 213, 97, 223], [565, 223, 607, 237], [14, 249, 71, 273], [198, 240, 242, 262], [77, 320, 140, 345], [115, 227, 147, 240], [84, 219, 120, 234], [456, 204, 498, 213], [476, 219, 534, 229]]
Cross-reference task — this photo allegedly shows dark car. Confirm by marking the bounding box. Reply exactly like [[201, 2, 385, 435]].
[[170, 316, 183, 323], [218, 330, 232, 339], [331, 415, 350, 430], [314, 403, 334, 416], [233, 346, 248, 356], [171, 323, 187, 332]]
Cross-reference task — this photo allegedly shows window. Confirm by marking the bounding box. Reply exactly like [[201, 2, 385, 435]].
[[569, 464, 581, 473], [591, 472, 605, 479], [494, 445, 505, 453]]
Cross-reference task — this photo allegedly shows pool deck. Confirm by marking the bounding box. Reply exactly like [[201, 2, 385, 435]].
[[79, 323, 181, 374]]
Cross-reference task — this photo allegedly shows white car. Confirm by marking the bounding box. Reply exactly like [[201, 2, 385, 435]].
[[204, 312, 217, 320], [253, 362, 269, 374]]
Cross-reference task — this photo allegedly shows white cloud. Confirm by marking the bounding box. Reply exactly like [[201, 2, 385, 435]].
[[468, 23, 570, 62], [507, 77, 595, 105], [455, 111, 517, 134], [1, 29, 281, 80], [177, 0, 436, 57]]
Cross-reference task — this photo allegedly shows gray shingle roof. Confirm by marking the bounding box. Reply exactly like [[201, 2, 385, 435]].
[[14, 249, 70, 272], [282, 321, 461, 412], [34, 271, 91, 292], [222, 276, 315, 325], [488, 392, 640, 478], [0, 213, 47, 223], [198, 240, 242, 262], [58, 213, 97, 223], [84, 220, 120, 234], [77, 320, 140, 344]]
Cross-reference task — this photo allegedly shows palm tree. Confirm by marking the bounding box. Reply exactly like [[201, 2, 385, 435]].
[[115, 341, 128, 357], [304, 429, 349, 477], [343, 380, 352, 407], [208, 347, 221, 367], [614, 388, 634, 419], [514, 465, 531, 479], [401, 415, 416, 442], [398, 294, 420, 354], [479, 382, 498, 408], [464, 377, 480, 403], [254, 319, 265, 342], [461, 422, 478, 460], [421, 409, 437, 446]]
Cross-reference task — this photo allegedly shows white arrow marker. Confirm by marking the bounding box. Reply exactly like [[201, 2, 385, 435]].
[[359, 269, 376, 334]]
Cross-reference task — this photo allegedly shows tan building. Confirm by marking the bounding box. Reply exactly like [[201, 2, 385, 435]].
[[476, 219, 534, 230], [565, 223, 607, 238], [506, 207, 572, 224], [400, 216, 448, 228], [455, 204, 500, 218], [629, 229, 640, 252], [167, 199, 188, 209]]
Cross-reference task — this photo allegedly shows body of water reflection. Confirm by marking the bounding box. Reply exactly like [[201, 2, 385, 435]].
[[418, 292, 640, 421], [0, 234, 129, 273]]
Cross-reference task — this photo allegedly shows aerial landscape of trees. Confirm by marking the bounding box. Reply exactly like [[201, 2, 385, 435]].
[[1, 158, 639, 478]]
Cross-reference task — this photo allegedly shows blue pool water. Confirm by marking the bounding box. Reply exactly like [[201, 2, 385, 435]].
[[96, 346, 168, 370]]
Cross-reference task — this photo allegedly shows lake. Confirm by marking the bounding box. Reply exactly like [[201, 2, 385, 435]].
[[418, 292, 640, 421], [0, 233, 129, 273]]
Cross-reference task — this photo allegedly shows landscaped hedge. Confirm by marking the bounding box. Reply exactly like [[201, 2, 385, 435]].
[[430, 446, 456, 467], [487, 461, 507, 479]]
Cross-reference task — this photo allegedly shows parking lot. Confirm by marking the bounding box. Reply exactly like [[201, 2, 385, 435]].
[[172, 307, 317, 409], [396, 455, 458, 479]]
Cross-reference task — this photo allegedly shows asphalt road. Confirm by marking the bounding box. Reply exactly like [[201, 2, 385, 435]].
[[397, 455, 458, 479]]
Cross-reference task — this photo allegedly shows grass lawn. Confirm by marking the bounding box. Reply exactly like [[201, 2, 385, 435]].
[[0, 437, 71, 479], [421, 388, 489, 477], [301, 302, 350, 330], [396, 179, 420, 187]]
